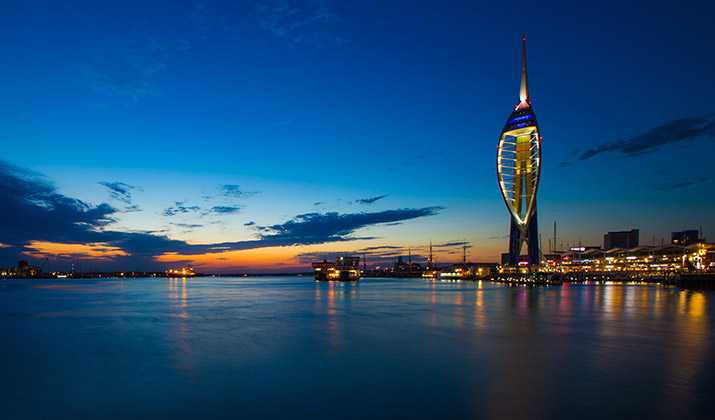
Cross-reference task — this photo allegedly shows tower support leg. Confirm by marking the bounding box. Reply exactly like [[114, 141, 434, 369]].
[[507, 207, 540, 267], [527, 207, 540, 266], [508, 219, 521, 266]]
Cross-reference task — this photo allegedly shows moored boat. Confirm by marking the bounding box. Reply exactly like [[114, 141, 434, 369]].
[[312, 256, 361, 281]]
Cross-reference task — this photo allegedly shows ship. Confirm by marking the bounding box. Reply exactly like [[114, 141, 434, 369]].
[[312, 256, 361, 281], [165, 265, 196, 277]]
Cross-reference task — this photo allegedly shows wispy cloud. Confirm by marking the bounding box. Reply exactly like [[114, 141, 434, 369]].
[[172, 223, 203, 229], [99, 181, 136, 204], [215, 184, 257, 199], [211, 205, 242, 214], [253, 0, 348, 49], [433, 240, 471, 248], [83, 36, 167, 102], [355, 195, 388, 205], [163, 201, 201, 216], [576, 114, 715, 160], [654, 177, 711, 191], [163, 201, 243, 217], [389, 151, 434, 171]]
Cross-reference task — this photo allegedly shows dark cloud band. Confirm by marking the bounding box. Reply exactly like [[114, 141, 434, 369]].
[[577, 114, 715, 160]]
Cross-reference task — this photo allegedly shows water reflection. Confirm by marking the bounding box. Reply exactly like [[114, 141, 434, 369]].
[[167, 277, 194, 375], [474, 284, 486, 330], [315, 281, 359, 355], [661, 291, 711, 413], [477, 284, 713, 418], [3, 277, 714, 418]]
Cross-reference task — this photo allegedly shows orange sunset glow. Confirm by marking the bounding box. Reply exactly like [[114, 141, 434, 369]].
[[25, 241, 129, 261]]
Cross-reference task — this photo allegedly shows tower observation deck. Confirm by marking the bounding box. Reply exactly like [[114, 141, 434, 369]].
[[497, 35, 541, 266]]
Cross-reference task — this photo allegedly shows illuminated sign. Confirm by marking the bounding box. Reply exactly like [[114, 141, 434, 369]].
[[508, 114, 533, 124], [570, 247, 586, 252]]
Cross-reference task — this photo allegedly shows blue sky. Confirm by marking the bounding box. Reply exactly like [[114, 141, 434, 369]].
[[1, 0, 714, 272]]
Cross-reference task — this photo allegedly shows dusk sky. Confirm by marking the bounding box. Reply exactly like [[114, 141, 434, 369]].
[[2, 0, 714, 272]]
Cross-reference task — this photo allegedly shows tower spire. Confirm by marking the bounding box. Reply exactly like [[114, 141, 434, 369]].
[[519, 33, 529, 105]]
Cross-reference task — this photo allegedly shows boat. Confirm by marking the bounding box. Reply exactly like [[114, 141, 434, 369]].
[[312, 256, 361, 281], [166, 265, 196, 277], [547, 272, 564, 285]]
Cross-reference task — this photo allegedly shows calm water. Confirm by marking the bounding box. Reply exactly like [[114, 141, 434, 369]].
[[1, 277, 714, 419]]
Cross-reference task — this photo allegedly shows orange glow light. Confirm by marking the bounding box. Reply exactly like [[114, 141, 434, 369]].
[[25, 241, 129, 260]]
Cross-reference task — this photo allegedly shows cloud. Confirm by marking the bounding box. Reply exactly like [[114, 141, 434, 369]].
[[654, 177, 711, 191], [433, 241, 471, 248], [0, 161, 116, 247], [99, 181, 136, 204], [166, 191, 248, 217], [83, 36, 167, 102], [255, 207, 442, 245], [163, 201, 201, 216], [211, 205, 242, 214], [253, 0, 348, 49], [577, 114, 715, 160], [244, 221, 256, 226], [216, 184, 257, 199], [389, 151, 434, 171], [355, 195, 388, 205], [172, 223, 203, 229], [358, 245, 403, 251]]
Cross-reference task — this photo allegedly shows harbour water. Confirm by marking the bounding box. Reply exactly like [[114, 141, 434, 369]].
[[2, 277, 714, 419]]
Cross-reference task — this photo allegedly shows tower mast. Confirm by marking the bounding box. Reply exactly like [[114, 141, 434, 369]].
[[519, 33, 529, 105]]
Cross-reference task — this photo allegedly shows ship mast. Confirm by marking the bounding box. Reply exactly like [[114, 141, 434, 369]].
[[462, 239, 467, 265], [408, 247, 412, 275], [428, 239, 434, 270]]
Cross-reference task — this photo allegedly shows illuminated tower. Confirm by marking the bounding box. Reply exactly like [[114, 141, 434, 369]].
[[496, 35, 541, 266]]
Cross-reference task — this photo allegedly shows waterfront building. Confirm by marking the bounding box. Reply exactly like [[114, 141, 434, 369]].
[[393, 256, 423, 277], [550, 242, 715, 273], [497, 35, 541, 266], [312, 256, 361, 281], [437, 263, 499, 280], [603, 229, 639, 250], [672, 230, 700, 245]]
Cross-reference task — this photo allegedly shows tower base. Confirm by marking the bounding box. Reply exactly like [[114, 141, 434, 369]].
[[506, 208, 540, 266]]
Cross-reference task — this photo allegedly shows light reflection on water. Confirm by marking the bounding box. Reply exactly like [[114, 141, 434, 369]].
[[1, 277, 714, 419]]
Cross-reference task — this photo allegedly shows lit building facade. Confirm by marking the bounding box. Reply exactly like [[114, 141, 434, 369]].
[[672, 230, 699, 245], [497, 35, 541, 266]]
